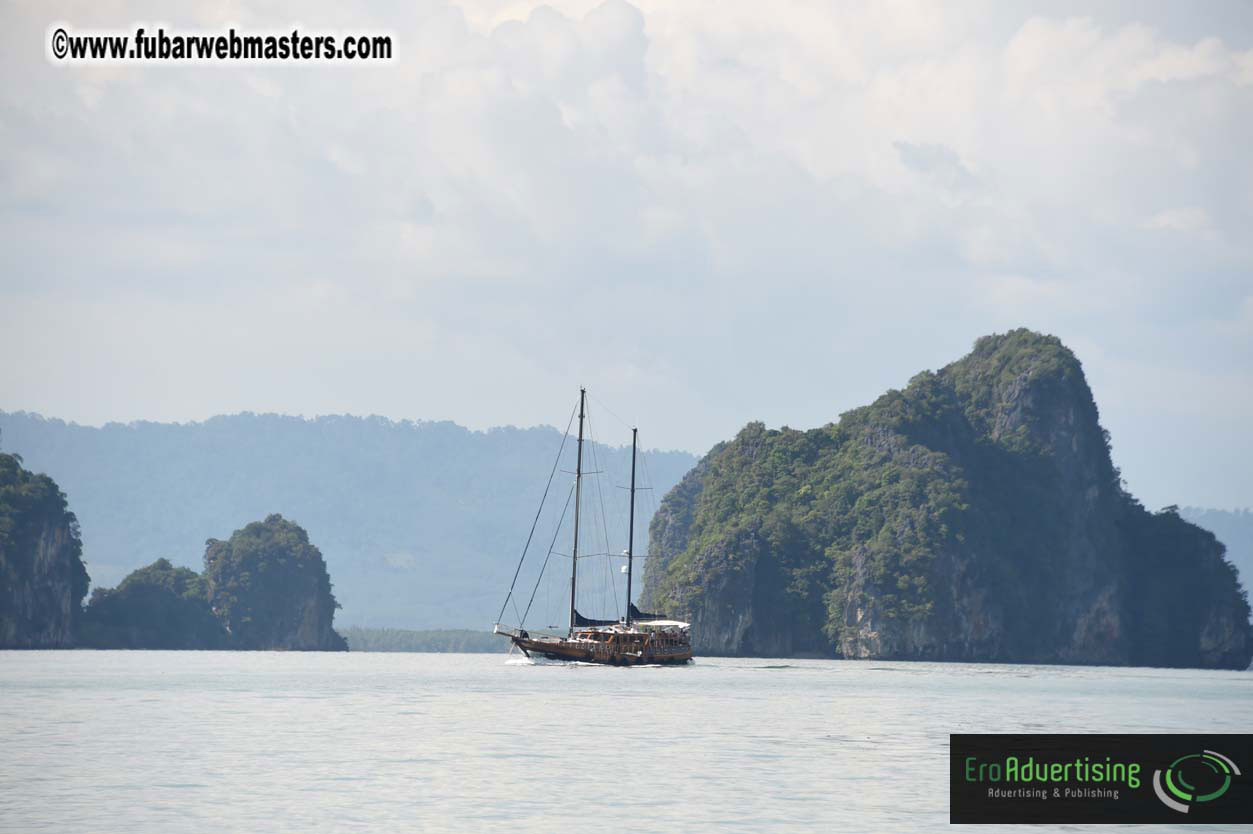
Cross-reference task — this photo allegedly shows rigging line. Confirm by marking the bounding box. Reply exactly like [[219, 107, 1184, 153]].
[[648, 456, 662, 519], [640, 444, 658, 504], [543, 514, 552, 626], [495, 402, 577, 625], [588, 408, 613, 616], [586, 408, 620, 618], [511, 595, 524, 627], [637, 448, 662, 579], [587, 391, 635, 434], [521, 482, 576, 628]]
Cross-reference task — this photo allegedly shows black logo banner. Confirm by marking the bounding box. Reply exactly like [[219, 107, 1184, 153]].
[[951, 734, 1253, 824]]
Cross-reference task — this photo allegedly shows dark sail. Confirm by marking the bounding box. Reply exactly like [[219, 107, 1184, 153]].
[[629, 603, 666, 621], [573, 609, 618, 627]]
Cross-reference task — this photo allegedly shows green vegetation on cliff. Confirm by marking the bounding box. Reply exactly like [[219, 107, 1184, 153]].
[[78, 558, 226, 649], [1183, 508, 1253, 609], [205, 514, 347, 651], [79, 515, 347, 651], [0, 452, 89, 647], [643, 330, 1252, 669]]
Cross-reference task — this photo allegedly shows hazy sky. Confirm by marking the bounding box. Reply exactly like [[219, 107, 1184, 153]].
[[2, 1, 1251, 510]]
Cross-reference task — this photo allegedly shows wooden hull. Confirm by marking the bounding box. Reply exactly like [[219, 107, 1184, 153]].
[[510, 634, 692, 666]]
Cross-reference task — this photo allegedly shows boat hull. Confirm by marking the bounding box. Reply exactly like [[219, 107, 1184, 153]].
[[510, 634, 692, 665]]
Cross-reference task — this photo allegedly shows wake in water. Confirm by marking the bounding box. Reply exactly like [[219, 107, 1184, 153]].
[[504, 655, 671, 668], [505, 656, 537, 666]]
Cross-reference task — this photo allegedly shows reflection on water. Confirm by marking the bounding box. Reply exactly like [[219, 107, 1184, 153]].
[[0, 652, 1249, 833]]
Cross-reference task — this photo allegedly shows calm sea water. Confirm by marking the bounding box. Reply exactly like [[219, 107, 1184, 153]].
[[1, 651, 1249, 833]]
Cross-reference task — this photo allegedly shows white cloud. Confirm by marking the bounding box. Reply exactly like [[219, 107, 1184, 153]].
[[1146, 206, 1213, 234], [2, 1, 1251, 507]]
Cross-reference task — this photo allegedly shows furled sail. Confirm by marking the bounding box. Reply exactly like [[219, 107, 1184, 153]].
[[629, 603, 666, 621], [572, 609, 618, 627]]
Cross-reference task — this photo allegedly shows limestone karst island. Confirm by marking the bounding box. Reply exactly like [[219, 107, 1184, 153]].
[[641, 331, 1250, 668], [1, 330, 1249, 668]]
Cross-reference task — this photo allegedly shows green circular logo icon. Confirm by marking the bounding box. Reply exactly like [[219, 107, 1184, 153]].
[[1153, 751, 1241, 814]]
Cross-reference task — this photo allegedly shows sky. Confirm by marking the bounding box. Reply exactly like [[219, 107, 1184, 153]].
[[2, 1, 1251, 510]]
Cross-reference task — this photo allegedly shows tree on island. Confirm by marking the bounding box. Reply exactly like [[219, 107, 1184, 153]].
[[78, 558, 226, 649], [79, 514, 347, 651], [204, 514, 347, 651]]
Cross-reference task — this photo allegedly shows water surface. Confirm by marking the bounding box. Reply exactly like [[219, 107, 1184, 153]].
[[1, 651, 1249, 832]]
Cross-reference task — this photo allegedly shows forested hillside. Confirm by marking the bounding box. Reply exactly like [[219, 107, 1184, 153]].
[[0, 413, 695, 629], [643, 330, 1251, 668]]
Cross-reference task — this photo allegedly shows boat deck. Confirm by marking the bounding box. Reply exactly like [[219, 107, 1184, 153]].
[[499, 625, 693, 665]]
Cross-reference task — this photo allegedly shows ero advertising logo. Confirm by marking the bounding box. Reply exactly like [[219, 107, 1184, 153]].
[[1153, 750, 1241, 813], [950, 734, 1252, 824]]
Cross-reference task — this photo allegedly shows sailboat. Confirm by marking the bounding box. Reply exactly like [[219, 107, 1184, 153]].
[[493, 388, 693, 665]]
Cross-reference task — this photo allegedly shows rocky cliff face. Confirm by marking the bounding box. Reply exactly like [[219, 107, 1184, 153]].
[[0, 453, 89, 648], [204, 514, 347, 651], [642, 330, 1252, 669]]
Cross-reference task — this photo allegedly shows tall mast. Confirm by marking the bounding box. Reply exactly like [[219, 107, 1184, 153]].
[[626, 427, 637, 627], [569, 387, 586, 636]]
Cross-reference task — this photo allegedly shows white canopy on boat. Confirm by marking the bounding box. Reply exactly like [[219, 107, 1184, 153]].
[[634, 620, 689, 629]]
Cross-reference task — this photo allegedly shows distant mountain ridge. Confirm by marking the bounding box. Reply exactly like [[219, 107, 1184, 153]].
[[0, 411, 697, 629], [642, 330, 1251, 668]]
